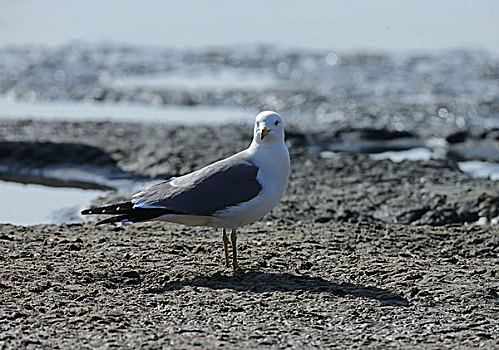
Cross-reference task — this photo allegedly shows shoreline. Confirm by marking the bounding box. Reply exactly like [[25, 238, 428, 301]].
[[1, 119, 498, 348], [1, 119, 497, 226]]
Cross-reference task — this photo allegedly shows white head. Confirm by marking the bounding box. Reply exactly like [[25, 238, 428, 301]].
[[253, 111, 285, 144]]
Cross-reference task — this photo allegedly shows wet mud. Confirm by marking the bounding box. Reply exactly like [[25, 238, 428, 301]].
[[1, 120, 498, 348]]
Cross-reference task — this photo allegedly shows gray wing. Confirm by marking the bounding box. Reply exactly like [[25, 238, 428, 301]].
[[132, 157, 262, 216]]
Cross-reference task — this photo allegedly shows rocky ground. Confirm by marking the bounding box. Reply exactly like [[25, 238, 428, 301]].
[[0, 120, 498, 348]]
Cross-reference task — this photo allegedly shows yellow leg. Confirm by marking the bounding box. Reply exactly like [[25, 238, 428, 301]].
[[222, 229, 230, 267], [230, 228, 240, 270]]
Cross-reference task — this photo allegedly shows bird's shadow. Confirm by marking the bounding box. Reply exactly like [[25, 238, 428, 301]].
[[146, 270, 409, 307]]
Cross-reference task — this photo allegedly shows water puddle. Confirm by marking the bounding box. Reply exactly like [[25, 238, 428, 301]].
[[0, 180, 107, 225], [321, 142, 499, 181], [369, 148, 499, 180], [370, 147, 436, 162], [458, 161, 499, 181]]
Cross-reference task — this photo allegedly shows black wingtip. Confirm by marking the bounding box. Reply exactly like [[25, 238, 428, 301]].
[[80, 202, 135, 216], [81, 203, 176, 226]]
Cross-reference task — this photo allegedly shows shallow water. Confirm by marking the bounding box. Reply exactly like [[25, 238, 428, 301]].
[[1, 44, 498, 133], [458, 161, 499, 181], [0, 98, 255, 125], [0, 180, 106, 225], [370, 148, 436, 162], [371, 149, 499, 180]]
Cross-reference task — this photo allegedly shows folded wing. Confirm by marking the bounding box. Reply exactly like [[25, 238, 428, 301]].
[[133, 158, 262, 216]]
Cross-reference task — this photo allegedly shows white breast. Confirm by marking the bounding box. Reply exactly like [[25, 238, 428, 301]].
[[212, 140, 290, 228]]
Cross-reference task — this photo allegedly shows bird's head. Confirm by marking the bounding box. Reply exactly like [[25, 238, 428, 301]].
[[253, 111, 285, 144]]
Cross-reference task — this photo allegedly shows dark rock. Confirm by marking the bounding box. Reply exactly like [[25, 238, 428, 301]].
[[396, 207, 430, 224], [446, 131, 469, 144], [68, 244, 81, 251], [122, 270, 140, 279], [299, 261, 313, 270], [487, 288, 498, 299], [359, 128, 414, 141], [315, 216, 333, 223], [420, 208, 474, 226]]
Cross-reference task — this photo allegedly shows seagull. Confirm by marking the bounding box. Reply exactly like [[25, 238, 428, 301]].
[[81, 111, 290, 269]]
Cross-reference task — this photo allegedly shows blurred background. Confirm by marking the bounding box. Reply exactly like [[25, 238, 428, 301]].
[[2, 0, 499, 50], [0, 0, 498, 224]]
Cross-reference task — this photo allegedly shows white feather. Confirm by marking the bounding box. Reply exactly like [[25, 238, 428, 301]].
[[152, 111, 290, 229]]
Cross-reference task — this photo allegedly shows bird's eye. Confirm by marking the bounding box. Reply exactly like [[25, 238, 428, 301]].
[[274, 120, 280, 126]]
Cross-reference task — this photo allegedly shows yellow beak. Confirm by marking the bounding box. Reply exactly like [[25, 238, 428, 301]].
[[260, 126, 270, 140]]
